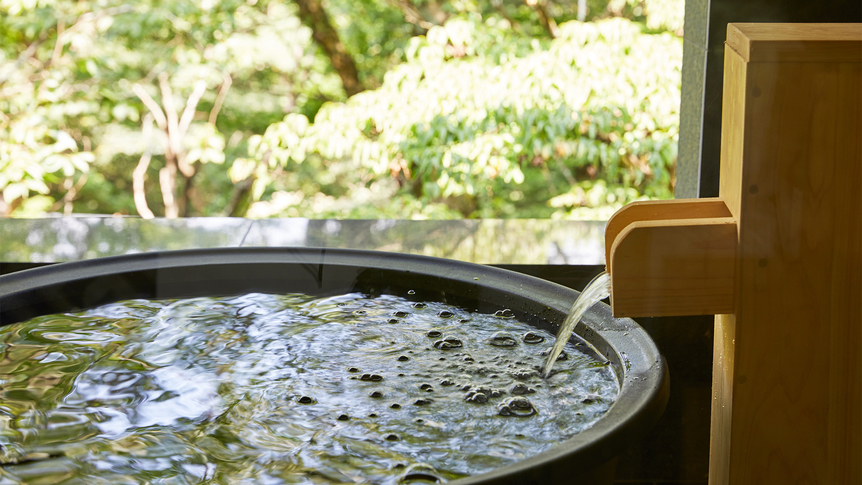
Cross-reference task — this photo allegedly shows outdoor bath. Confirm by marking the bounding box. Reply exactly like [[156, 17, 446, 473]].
[[0, 248, 669, 484]]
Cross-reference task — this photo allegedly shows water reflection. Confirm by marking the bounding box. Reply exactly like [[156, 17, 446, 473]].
[[0, 218, 606, 265], [0, 217, 252, 264], [244, 219, 606, 264], [0, 293, 618, 483]]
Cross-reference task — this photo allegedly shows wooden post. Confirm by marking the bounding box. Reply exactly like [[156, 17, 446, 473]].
[[712, 23, 861, 485], [606, 23, 861, 484]]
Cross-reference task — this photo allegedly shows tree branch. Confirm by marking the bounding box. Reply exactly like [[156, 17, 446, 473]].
[[208, 72, 232, 125], [131, 83, 167, 129], [178, 80, 207, 138], [45, 6, 137, 73], [159, 73, 182, 165], [159, 164, 178, 218], [0, 5, 135, 86], [293, 0, 365, 97], [48, 171, 89, 214], [133, 113, 156, 219], [524, 0, 559, 38], [175, 79, 207, 178]]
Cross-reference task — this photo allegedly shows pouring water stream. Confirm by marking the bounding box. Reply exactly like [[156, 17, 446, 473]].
[[542, 271, 612, 377]]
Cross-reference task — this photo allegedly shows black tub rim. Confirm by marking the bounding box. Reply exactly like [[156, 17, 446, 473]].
[[0, 247, 669, 484]]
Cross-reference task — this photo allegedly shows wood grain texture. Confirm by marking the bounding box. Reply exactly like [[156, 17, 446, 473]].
[[825, 60, 862, 485], [709, 41, 747, 485], [609, 215, 737, 317], [604, 198, 731, 268], [717, 44, 746, 222], [727, 23, 862, 63], [709, 313, 735, 485], [711, 24, 862, 485]]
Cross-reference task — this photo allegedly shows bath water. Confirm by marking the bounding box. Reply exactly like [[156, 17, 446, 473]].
[[542, 272, 612, 378], [0, 292, 618, 484]]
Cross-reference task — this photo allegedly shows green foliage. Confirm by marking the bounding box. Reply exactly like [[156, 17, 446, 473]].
[[606, 0, 684, 33], [0, 122, 93, 210], [248, 15, 681, 219], [643, 0, 685, 32], [1, 0, 683, 219], [0, 0, 341, 216], [325, 0, 416, 89]]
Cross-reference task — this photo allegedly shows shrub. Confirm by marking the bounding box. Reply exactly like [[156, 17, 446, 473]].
[[247, 16, 681, 219]]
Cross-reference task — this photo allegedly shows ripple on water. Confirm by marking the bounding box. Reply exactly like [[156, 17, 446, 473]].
[[0, 292, 618, 483]]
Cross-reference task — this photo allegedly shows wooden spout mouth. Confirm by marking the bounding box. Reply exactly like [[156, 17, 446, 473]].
[[605, 199, 738, 318]]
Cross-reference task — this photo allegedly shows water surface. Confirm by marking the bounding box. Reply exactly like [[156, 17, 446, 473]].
[[0, 293, 618, 484]]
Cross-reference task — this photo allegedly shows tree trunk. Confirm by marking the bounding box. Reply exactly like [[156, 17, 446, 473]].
[[226, 177, 255, 217], [525, 0, 559, 38], [159, 159, 179, 218], [294, 0, 365, 97]]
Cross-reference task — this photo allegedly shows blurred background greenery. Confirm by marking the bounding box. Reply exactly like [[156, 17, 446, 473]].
[[0, 0, 682, 220]]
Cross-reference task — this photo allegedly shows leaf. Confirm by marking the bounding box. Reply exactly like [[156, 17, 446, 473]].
[[3, 182, 30, 202]]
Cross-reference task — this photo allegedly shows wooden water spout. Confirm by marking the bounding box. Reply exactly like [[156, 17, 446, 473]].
[[606, 24, 861, 484]]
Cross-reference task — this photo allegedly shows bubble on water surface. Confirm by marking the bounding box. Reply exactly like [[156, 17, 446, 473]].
[[510, 383, 535, 395], [433, 338, 462, 350], [0, 292, 618, 484], [399, 463, 443, 484], [498, 398, 537, 417], [523, 332, 545, 344], [488, 332, 518, 347], [512, 369, 537, 380]]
